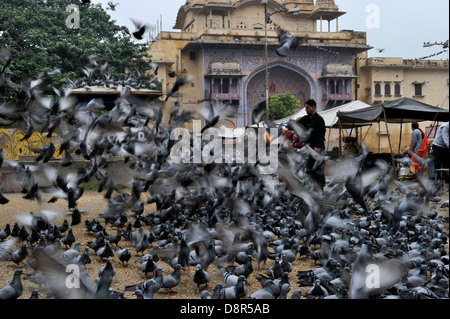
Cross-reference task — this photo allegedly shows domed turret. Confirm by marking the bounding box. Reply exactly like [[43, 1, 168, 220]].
[[314, 0, 339, 12]]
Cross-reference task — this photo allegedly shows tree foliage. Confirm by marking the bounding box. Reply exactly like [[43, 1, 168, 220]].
[[0, 0, 153, 104], [268, 91, 300, 120]]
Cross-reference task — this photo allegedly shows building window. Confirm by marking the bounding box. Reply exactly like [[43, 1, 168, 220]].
[[394, 83, 401, 96], [190, 51, 197, 61], [222, 79, 230, 94], [384, 83, 391, 96], [336, 80, 343, 94], [374, 83, 381, 95], [329, 80, 335, 94], [414, 83, 423, 96]]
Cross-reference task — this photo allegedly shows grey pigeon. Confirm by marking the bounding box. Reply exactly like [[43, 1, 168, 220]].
[[116, 246, 132, 265], [220, 275, 247, 299], [306, 279, 329, 299], [0, 237, 18, 261], [193, 264, 210, 294], [201, 283, 223, 300], [73, 247, 92, 266], [97, 240, 114, 261], [218, 265, 239, 287], [44, 238, 62, 256], [0, 269, 23, 299], [279, 283, 291, 299], [11, 242, 28, 266], [0, 223, 11, 241], [28, 288, 40, 299], [162, 264, 182, 293], [226, 254, 253, 279], [98, 258, 116, 279], [188, 238, 216, 271], [130, 227, 150, 255], [289, 289, 304, 299], [250, 279, 274, 299], [137, 253, 157, 277], [57, 241, 81, 264], [125, 267, 164, 295], [62, 227, 76, 249]]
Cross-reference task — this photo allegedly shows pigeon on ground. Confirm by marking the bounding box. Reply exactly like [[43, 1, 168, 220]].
[[97, 240, 114, 262], [62, 228, 76, 248], [218, 265, 239, 287], [98, 258, 116, 279], [116, 246, 132, 265], [28, 289, 40, 299], [220, 275, 248, 299], [130, 227, 150, 256], [267, 256, 283, 279], [0, 269, 23, 299], [0, 223, 11, 240], [137, 253, 158, 277], [279, 283, 291, 299], [0, 185, 9, 205], [201, 283, 223, 300], [250, 279, 274, 299], [0, 237, 18, 262], [57, 241, 81, 264], [306, 279, 329, 299], [125, 267, 164, 296], [73, 247, 92, 266], [162, 264, 182, 293], [193, 264, 210, 294], [69, 207, 83, 226], [289, 289, 304, 299], [11, 243, 29, 266], [226, 254, 253, 279]]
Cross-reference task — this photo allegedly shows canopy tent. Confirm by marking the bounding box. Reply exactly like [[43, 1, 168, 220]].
[[336, 97, 449, 173], [337, 97, 449, 124], [274, 100, 372, 128]]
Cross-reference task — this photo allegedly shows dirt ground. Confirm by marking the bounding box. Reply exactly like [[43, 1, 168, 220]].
[[0, 189, 321, 299], [0, 180, 448, 300]]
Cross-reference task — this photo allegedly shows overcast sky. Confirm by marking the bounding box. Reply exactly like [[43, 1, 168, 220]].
[[91, 0, 449, 60]]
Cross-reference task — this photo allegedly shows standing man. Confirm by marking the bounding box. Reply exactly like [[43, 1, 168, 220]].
[[432, 121, 449, 183], [297, 99, 326, 190], [408, 122, 429, 175]]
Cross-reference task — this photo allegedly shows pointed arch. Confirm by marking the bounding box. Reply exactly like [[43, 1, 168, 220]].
[[244, 61, 317, 125]]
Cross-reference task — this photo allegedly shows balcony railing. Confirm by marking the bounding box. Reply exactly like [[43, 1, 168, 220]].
[[323, 93, 353, 101], [211, 93, 241, 100]]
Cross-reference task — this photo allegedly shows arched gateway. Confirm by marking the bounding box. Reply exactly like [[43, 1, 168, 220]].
[[245, 62, 316, 125]]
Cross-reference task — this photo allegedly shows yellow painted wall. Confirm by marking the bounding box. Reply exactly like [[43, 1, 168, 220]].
[[0, 129, 62, 160]]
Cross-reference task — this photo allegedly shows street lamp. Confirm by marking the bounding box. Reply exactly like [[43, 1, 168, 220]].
[[262, 0, 269, 114], [261, 1, 300, 113]]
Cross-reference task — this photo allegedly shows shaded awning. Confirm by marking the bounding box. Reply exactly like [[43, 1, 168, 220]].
[[273, 100, 373, 128], [337, 97, 449, 125]]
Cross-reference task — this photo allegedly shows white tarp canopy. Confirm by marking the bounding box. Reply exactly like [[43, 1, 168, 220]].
[[273, 100, 372, 128]]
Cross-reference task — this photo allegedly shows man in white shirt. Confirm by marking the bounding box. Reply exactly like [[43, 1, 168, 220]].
[[432, 121, 449, 183]]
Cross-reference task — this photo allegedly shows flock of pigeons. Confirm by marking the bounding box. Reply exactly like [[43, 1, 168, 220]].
[[0, 46, 449, 300]]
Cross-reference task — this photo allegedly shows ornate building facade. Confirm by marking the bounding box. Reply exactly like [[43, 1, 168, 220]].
[[149, 0, 371, 128]]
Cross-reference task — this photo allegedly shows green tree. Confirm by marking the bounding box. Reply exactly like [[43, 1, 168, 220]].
[[268, 91, 300, 120], [0, 0, 152, 104]]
